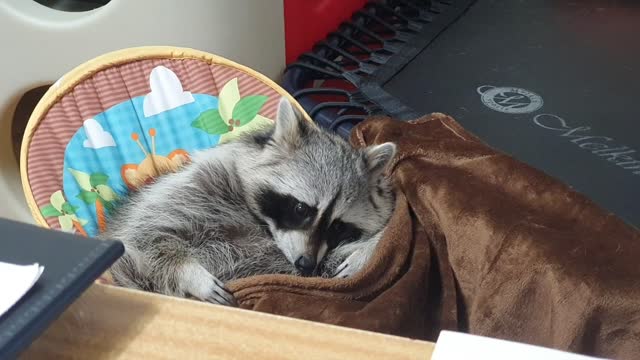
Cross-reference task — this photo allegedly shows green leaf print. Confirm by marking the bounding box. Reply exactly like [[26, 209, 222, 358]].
[[77, 190, 99, 204], [89, 173, 109, 188], [61, 202, 78, 215], [192, 109, 230, 135], [232, 95, 268, 124], [40, 204, 62, 217]]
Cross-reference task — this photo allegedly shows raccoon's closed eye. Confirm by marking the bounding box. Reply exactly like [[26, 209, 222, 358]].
[[327, 220, 362, 249]]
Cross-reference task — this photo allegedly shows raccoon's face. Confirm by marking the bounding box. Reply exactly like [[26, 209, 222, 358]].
[[245, 98, 396, 276]]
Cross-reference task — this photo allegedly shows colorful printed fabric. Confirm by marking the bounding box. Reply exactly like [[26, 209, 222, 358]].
[[28, 59, 280, 237]]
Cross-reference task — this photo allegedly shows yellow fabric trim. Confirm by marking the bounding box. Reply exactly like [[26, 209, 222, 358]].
[[21, 46, 313, 229]]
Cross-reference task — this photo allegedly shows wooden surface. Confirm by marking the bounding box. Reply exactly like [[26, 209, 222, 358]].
[[21, 283, 435, 359]]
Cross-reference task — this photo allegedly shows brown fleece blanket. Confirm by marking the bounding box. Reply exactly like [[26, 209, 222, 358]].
[[228, 114, 640, 359]]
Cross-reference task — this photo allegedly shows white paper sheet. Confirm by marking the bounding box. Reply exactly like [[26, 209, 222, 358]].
[[0, 262, 45, 318], [432, 330, 608, 360]]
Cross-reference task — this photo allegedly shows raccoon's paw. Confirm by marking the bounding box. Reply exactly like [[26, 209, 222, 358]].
[[333, 249, 370, 279], [332, 235, 381, 279], [202, 276, 237, 307], [179, 262, 237, 306]]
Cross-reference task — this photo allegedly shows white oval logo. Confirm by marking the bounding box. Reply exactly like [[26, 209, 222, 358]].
[[477, 85, 544, 114]]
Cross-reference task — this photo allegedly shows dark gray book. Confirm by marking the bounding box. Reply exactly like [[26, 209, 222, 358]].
[[0, 218, 123, 358]]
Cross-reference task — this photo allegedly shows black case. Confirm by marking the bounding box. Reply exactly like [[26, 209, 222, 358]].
[[0, 218, 123, 358]]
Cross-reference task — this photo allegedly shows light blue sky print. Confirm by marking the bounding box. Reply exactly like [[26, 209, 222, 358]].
[[62, 93, 220, 236]]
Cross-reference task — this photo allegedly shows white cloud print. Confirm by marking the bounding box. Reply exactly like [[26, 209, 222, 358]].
[[143, 65, 195, 117], [82, 118, 116, 149]]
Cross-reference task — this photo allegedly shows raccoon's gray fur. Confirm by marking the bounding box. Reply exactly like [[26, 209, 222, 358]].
[[101, 98, 396, 306]]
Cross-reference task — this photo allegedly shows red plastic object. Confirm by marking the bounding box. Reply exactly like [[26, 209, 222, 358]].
[[284, 0, 368, 64]]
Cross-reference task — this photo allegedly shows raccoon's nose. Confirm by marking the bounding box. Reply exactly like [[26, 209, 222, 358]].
[[294, 256, 316, 276]]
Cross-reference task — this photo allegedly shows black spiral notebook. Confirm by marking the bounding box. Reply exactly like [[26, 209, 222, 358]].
[[0, 218, 123, 359]]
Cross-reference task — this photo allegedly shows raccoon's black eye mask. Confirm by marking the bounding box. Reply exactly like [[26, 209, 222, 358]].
[[256, 189, 317, 230], [256, 188, 363, 245]]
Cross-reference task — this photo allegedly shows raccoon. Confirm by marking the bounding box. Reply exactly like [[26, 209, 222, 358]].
[[101, 98, 396, 306]]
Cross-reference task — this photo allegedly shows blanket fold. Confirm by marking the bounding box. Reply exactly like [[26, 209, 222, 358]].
[[228, 114, 640, 359]]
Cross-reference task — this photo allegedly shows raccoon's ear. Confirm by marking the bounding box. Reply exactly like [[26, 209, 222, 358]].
[[364, 142, 396, 176], [273, 97, 308, 146]]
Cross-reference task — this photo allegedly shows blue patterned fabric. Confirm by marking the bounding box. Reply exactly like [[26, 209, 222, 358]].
[[62, 94, 220, 236]]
